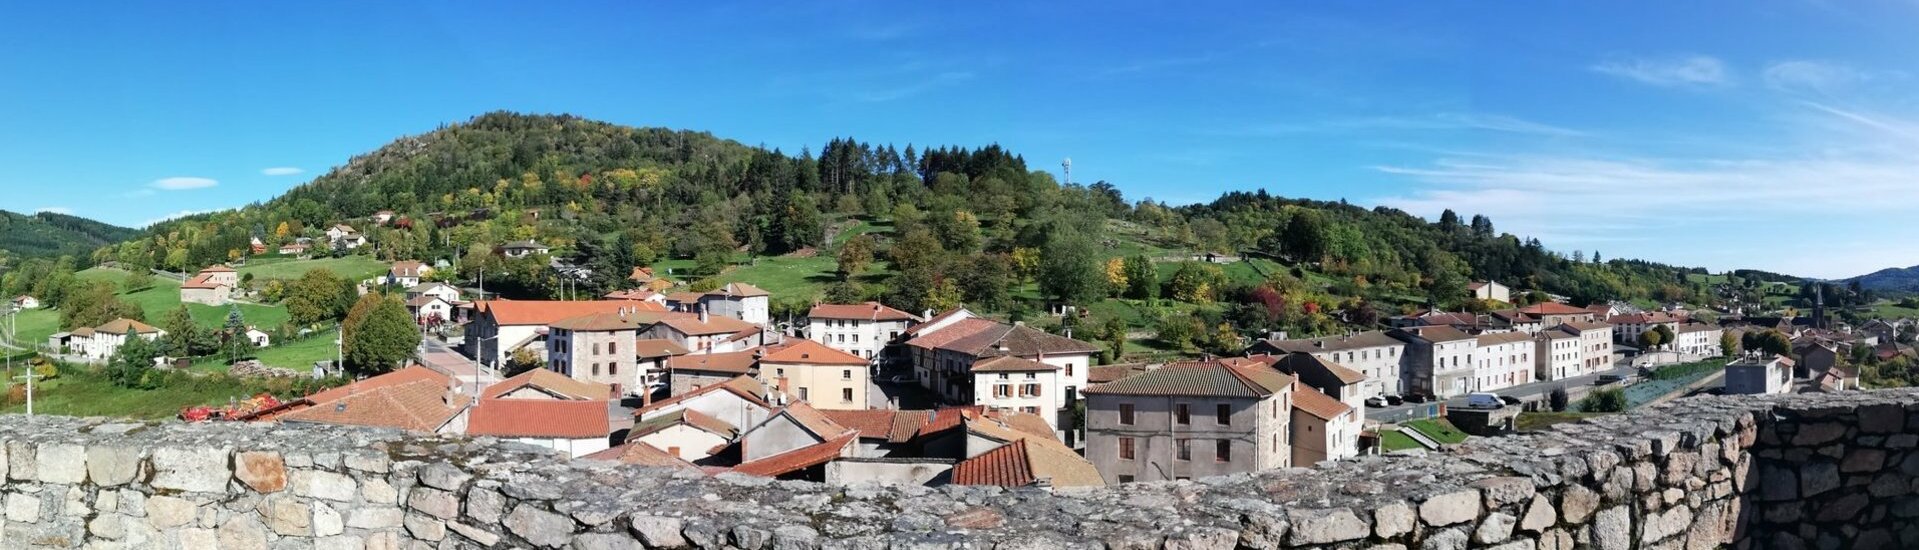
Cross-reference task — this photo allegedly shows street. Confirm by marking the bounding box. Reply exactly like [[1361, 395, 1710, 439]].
[[1366, 357, 1640, 424]]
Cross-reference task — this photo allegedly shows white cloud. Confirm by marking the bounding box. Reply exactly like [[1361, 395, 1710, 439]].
[[34, 207, 72, 215], [1591, 55, 1732, 87], [260, 167, 304, 176], [149, 176, 218, 190], [1764, 60, 1866, 95], [1232, 113, 1585, 138]]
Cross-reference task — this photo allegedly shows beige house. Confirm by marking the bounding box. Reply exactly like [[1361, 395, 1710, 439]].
[[1290, 383, 1359, 467], [969, 356, 1064, 428], [666, 349, 760, 396], [1083, 360, 1295, 484], [180, 265, 238, 306], [903, 319, 1097, 413], [756, 338, 871, 411], [1468, 280, 1511, 303], [546, 312, 646, 396], [1472, 331, 1536, 392], [1535, 327, 1583, 381], [1559, 321, 1616, 375]]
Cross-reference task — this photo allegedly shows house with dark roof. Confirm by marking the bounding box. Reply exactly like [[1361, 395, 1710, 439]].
[[806, 301, 921, 364], [904, 319, 1100, 428], [1246, 331, 1404, 400], [1081, 360, 1295, 484], [1389, 325, 1478, 399], [697, 283, 772, 326], [1258, 353, 1368, 419], [666, 349, 762, 396]]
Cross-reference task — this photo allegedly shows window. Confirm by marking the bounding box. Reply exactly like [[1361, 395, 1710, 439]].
[[841, 388, 853, 402], [1216, 404, 1231, 425], [1119, 404, 1135, 425], [591, 363, 600, 376], [1272, 434, 1279, 453], [1020, 384, 1041, 397], [609, 342, 617, 355], [1215, 440, 1231, 462], [1119, 437, 1136, 460], [994, 385, 1012, 398], [1020, 406, 1039, 414], [1118, 475, 1134, 483], [1065, 363, 1073, 376], [1175, 403, 1190, 425], [842, 369, 852, 380], [610, 364, 618, 376], [799, 388, 809, 400], [593, 343, 601, 355], [1176, 439, 1191, 461]]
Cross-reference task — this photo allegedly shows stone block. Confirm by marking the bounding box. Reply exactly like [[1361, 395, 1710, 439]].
[[144, 495, 196, 529], [151, 446, 233, 494], [630, 515, 687, 548], [290, 469, 357, 501], [506, 504, 578, 548], [234, 451, 287, 493], [260, 496, 312, 536], [573, 532, 645, 550], [1420, 489, 1482, 526], [313, 501, 344, 537], [348, 507, 404, 530], [362, 477, 398, 504], [408, 487, 460, 519], [1521, 494, 1557, 533], [1288, 507, 1367, 545], [7, 440, 37, 481], [218, 515, 267, 550], [405, 513, 447, 541], [418, 462, 472, 491], [1594, 505, 1631, 550], [449, 521, 504, 546], [86, 445, 141, 487], [1474, 512, 1515, 544], [1471, 477, 1537, 509], [34, 443, 85, 484], [5, 492, 41, 523], [1376, 501, 1416, 538]]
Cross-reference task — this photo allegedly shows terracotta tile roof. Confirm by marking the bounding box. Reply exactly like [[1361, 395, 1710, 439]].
[[964, 413, 1057, 445], [632, 375, 771, 418], [95, 318, 162, 335], [759, 339, 868, 366], [549, 312, 648, 332], [665, 292, 704, 304], [390, 261, 427, 277], [633, 339, 690, 359], [903, 307, 972, 336], [1519, 302, 1592, 315], [281, 377, 468, 433], [888, 411, 930, 443], [482, 368, 611, 400], [627, 267, 659, 283], [706, 282, 770, 298], [905, 317, 998, 349], [819, 409, 899, 440], [1088, 363, 1151, 384], [808, 302, 919, 322], [580, 442, 699, 470], [630, 409, 738, 439], [777, 400, 854, 439], [911, 406, 988, 438], [603, 289, 661, 301], [477, 300, 664, 326], [1271, 353, 1366, 385], [467, 398, 610, 439], [951, 439, 1103, 488], [732, 433, 856, 477], [969, 355, 1058, 372], [1291, 383, 1352, 421], [1475, 332, 1535, 346], [936, 323, 1105, 358], [181, 273, 227, 290], [666, 349, 760, 375], [1253, 331, 1403, 353], [1083, 360, 1294, 398], [655, 314, 759, 337]]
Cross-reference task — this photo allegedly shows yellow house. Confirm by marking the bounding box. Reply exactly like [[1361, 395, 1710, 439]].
[[757, 338, 871, 411]]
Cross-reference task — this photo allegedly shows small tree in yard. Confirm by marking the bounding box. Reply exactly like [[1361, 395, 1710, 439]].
[[223, 304, 252, 363], [1577, 388, 1627, 412], [1548, 386, 1569, 412], [341, 293, 420, 375], [1651, 325, 1676, 351], [107, 328, 160, 389], [1720, 332, 1739, 356], [1636, 330, 1664, 352]]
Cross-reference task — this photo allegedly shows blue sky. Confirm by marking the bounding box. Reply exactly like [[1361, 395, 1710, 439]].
[[4, 1, 1918, 278]]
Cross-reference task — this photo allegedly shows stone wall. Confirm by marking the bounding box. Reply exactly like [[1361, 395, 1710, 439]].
[[3, 389, 1918, 549]]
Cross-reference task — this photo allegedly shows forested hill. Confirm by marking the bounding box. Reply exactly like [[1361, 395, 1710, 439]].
[[0, 210, 137, 258], [91, 111, 1727, 330]]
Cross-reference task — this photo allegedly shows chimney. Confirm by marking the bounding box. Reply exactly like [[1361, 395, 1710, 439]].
[[1062, 327, 1072, 339], [924, 309, 933, 319], [699, 304, 709, 323]]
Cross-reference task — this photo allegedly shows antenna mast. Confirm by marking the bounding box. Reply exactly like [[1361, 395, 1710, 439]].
[[1061, 157, 1072, 186]]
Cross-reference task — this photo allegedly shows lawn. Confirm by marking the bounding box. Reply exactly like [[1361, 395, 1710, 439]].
[[1515, 412, 1602, 432], [11, 268, 291, 347], [1379, 429, 1426, 452], [0, 366, 326, 420], [1403, 418, 1469, 444], [656, 253, 889, 301], [190, 327, 339, 373], [239, 255, 389, 283]]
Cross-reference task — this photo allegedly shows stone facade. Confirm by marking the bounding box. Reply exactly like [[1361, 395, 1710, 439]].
[[5, 389, 1919, 548]]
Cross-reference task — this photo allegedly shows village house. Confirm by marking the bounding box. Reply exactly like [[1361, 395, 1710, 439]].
[[1083, 360, 1295, 484], [1861, 319, 1900, 344], [967, 355, 1065, 429], [602, 288, 667, 305], [387, 260, 432, 287], [1609, 312, 1682, 345], [806, 301, 920, 364], [1487, 309, 1544, 335], [1467, 280, 1511, 303], [468, 369, 614, 457], [641, 311, 768, 354], [904, 319, 1098, 426], [1534, 327, 1584, 382], [180, 265, 238, 306], [1724, 355, 1795, 395], [546, 312, 646, 397], [1247, 331, 1403, 399], [1389, 325, 1477, 399], [244, 327, 271, 347], [53, 318, 167, 361], [1793, 340, 1839, 379], [404, 282, 462, 324], [1256, 353, 1367, 420], [1672, 322, 1726, 357], [1516, 302, 1598, 327], [631, 376, 775, 462], [371, 210, 396, 225], [697, 283, 772, 326], [465, 300, 666, 367], [326, 224, 366, 249], [732, 401, 862, 481], [627, 266, 675, 289], [634, 338, 690, 391], [10, 295, 39, 310], [757, 338, 872, 411], [1471, 331, 1536, 392], [268, 365, 470, 434], [1560, 321, 1616, 374], [666, 349, 761, 395], [277, 242, 311, 257], [500, 240, 549, 258], [1289, 382, 1360, 467]]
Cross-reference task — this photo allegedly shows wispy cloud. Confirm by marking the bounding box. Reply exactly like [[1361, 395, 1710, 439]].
[[1591, 55, 1732, 88], [260, 167, 304, 176], [853, 71, 974, 102], [149, 176, 218, 190], [35, 207, 72, 215], [1232, 113, 1585, 138], [1763, 60, 1866, 95]]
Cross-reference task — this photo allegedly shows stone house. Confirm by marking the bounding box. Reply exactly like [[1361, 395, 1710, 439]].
[[904, 319, 1097, 416], [546, 312, 647, 396], [1559, 321, 1616, 375], [696, 283, 772, 327], [466, 300, 663, 368], [1289, 383, 1359, 467], [180, 265, 239, 306], [666, 349, 761, 396], [756, 338, 871, 411], [968, 356, 1064, 429], [1082, 360, 1295, 484], [641, 312, 768, 355]]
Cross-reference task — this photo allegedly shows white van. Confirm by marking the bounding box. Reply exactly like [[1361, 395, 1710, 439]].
[[1466, 392, 1504, 410]]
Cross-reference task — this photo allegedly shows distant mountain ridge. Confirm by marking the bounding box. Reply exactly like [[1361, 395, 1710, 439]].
[[1845, 265, 1919, 294], [0, 210, 139, 258]]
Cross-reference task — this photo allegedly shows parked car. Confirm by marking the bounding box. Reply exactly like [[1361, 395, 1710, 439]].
[[1365, 397, 1388, 408], [1466, 392, 1504, 410], [1384, 395, 1405, 406], [1596, 374, 1625, 385], [1403, 393, 1432, 404], [883, 374, 915, 385]]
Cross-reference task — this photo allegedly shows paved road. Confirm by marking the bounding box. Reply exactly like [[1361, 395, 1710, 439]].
[[1366, 359, 1640, 424]]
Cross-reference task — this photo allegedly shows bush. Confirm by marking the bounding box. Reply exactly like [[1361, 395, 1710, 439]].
[[1577, 388, 1627, 412]]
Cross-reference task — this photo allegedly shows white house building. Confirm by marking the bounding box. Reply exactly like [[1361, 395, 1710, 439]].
[[500, 240, 549, 258], [1468, 280, 1511, 303], [698, 283, 772, 327], [806, 301, 920, 363], [11, 295, 40, 310], [1390, 325, 1478, 399], [1290, 383, 1359, 467], [387, 261, 431, 288], [56, 318, 167, 361], [1535, 328, 1583, 382], [968, 356, 1065, 428], [1247, 331, 1404, 400], [1471, 331, 1535, 392]]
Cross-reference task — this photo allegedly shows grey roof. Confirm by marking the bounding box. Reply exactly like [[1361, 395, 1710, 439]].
[[1392, 325, 1474, 343], [1084, 361, 1293, 398], [1256, 331, 1403, 353]]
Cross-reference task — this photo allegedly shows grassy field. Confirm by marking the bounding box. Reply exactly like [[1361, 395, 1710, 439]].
[[190, 327, 338, 373], [1515, 412, 1601, 432], [1870, 300, 1919, 319], [0, 366, 323, 419], [1403, 418, 1469, 444], [1379, 429, 1426, 452], [239, 255, 389, 282], [10, 268, 291, 350]]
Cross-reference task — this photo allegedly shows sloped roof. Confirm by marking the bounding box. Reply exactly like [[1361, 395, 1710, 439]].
[[1393, 325, 1474, 343], [466, 398, 610, 439], [1675, 322, 1722, 334], [390, 261, 427, 277], [476, 300, 664, 326], [630, 409, 739, 439], [911, 406, 988, 439], [1561, 321, 1614, 332], [808, 302, 919, 322], [655, 314, 759, 337], [951, 439, 1103, 488], [406, 295, 451, 308], [281, 377, 467, 433], [1520, 302, 1592, 315], [604, 289, 660, 301], [938, 322, 1100, 357], [732, 433, 856, 477], [580, 442, 700, 470], [633, 375, 772, 418], [1255, 331, 1403, 353], [705, 282, 770, 298], [633, 339, 690, 359], [759, 339, 868, 366], [819, 409, 900, 440], [1083, 361, 1294, 398], [1291, 383, 1353, 421], [1271, 353, 1366, 385], [550, 312, 648, 332], [1088, 363, 1151, 384], [1475, 332, 1535, 347], [1539, 327, 1579, 340], [482, 368, 610, 400], [666, 349, 760, 374], [905, 318, 1000, 350], [199, 264, 236, 273], [964, 412, 1058, 445], [776, 400, 854, 440], [181, 273, 228, 290], [904, 307, 972, 337], [95, 318, 162, 335], [970, 355, 1059, 373], [408, 283, 457, 295]]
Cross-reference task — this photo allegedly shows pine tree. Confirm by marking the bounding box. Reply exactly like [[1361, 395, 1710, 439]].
[[224, 304, 252, 363]]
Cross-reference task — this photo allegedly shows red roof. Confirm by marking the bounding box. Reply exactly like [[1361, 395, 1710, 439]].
[[390, 261, 427, 277], [759, 339, 868, 366], [905, 318, 1000, 350], [181, 273, 227, 290], [808, 302, 918, 322], [732, 433, 856, 477], [477, 300, 666, 326], [580, 442, 699, 470], [466, 398, 610, 439], [818, 410, 899, 440], [1519, 302, 1591, 315], [952, 439, 1036, 487], [482, 368, 610, 400]]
